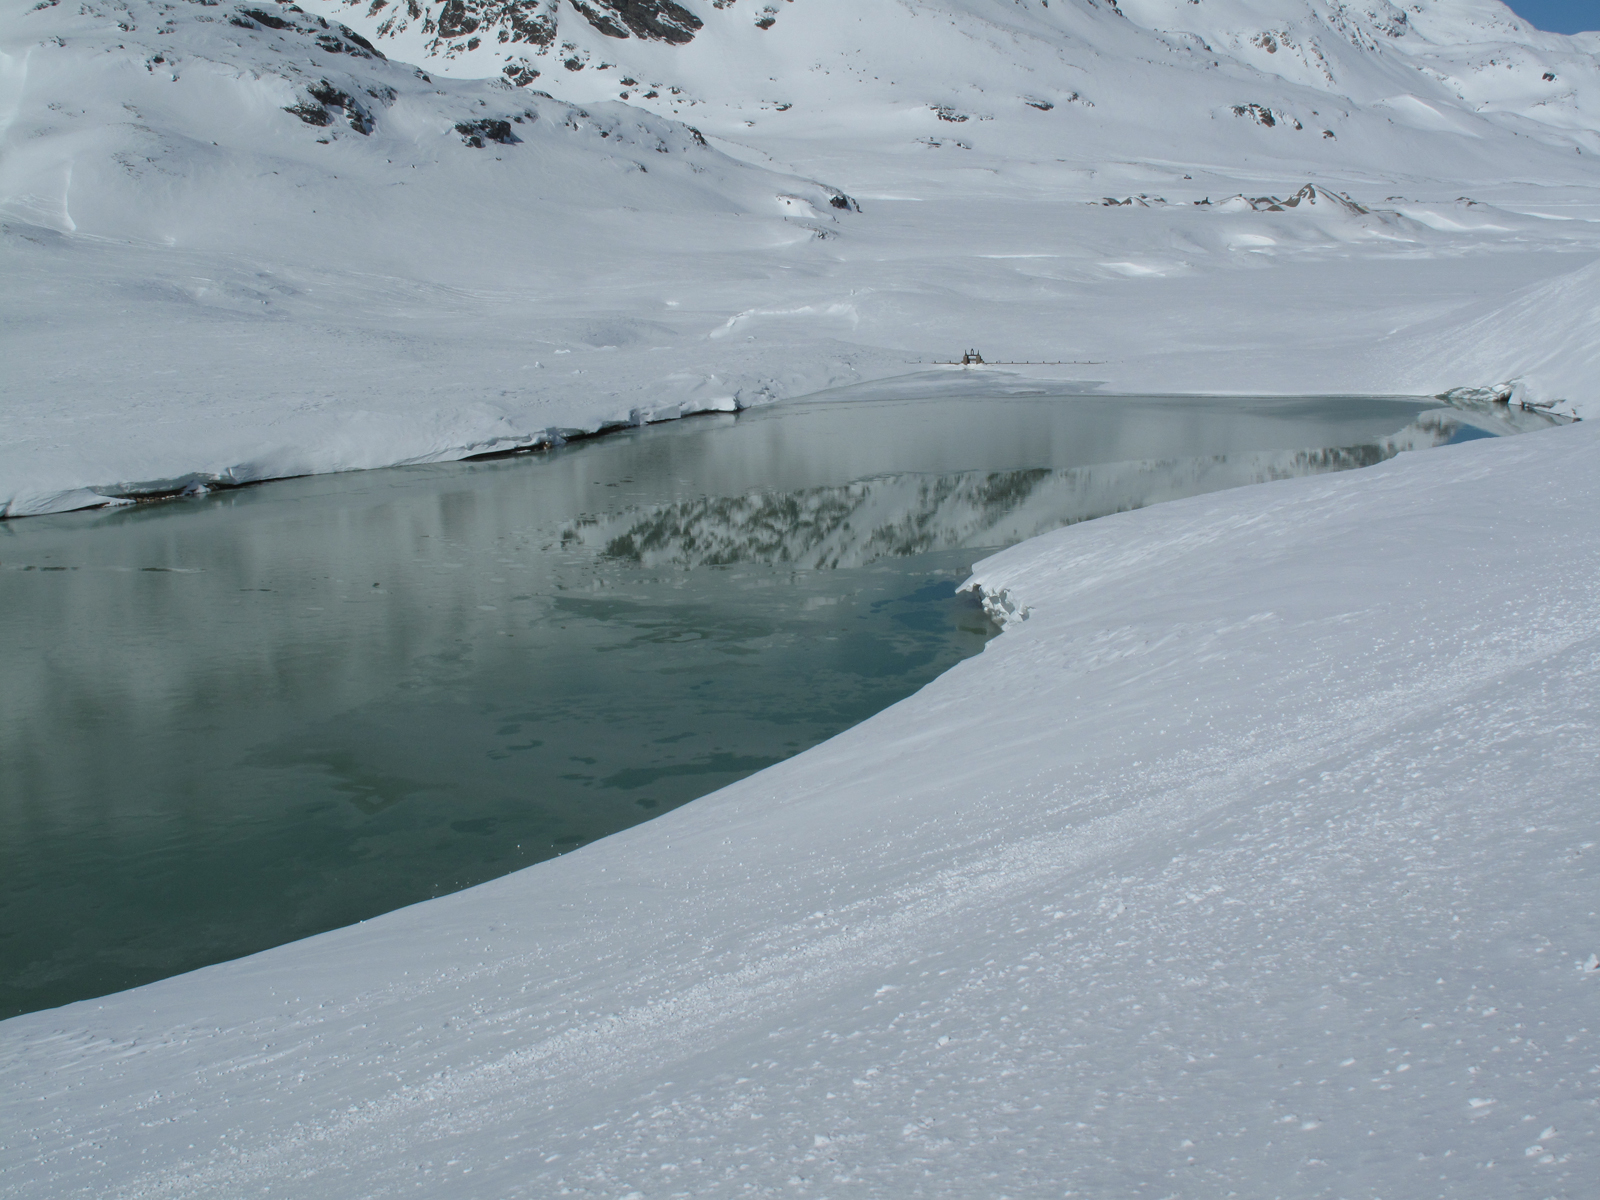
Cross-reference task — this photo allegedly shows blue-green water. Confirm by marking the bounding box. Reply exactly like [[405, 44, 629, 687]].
[[0, 391, 1533, 1016]]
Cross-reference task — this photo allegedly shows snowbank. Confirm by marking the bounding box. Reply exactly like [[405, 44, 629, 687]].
[[5, 420, 1595, 1198], [1385, 255, 1600, 420]]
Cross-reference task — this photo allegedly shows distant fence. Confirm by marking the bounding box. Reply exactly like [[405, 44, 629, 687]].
[[916, 350, 1106, 366]]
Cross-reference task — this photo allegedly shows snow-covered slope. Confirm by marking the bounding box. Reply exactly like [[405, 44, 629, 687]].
[[5, 419, 1595, 1198], [0, 0, 861, 248], [1390, 253, 1600, 410], [4, 0, 1600, 516]]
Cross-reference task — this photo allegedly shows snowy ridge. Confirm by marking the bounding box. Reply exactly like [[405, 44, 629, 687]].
[[4, 422, 1595, 1196]]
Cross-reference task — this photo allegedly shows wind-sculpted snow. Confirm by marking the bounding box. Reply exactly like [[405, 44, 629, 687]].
[[1392, 256, 1600, 420], [4, 421, 1595, 1198]]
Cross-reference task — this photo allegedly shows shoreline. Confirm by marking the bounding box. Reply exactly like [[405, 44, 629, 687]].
[[2, 379, 1561, 522]]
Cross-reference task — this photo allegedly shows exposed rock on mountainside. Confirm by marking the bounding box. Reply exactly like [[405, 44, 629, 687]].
[[1231, 101, 1301, 129], [573, 0, 702, 42], [1233, 182, 1369, 212], [358, 0, 702, 66], [293, 80, 379, 133], [229, 4, 382, 56], [1326, 0, 1411, 45], [454, 115, 521, 144]]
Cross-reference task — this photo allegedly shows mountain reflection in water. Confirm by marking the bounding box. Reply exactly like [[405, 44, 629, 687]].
[[586, 409, 1477, 571]]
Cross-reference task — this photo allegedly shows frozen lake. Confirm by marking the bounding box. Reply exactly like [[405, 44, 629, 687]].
[[0, 391, 1524, 1016]]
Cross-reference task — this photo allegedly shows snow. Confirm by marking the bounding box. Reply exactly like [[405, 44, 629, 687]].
[[3, 4, 1599, 1193], [4, 0, 1600, 515], [4, 418, 1596, 1197], [1389, 254, 1600, 414]]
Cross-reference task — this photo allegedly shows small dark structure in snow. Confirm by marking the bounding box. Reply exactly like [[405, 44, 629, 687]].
[[929, 350, 1105, 366]]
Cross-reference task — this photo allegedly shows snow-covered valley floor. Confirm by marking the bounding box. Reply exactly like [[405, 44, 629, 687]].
[[4, 420, 1596, 1198]]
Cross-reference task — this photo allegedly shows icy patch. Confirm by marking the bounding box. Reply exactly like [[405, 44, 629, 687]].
[[1, 487, 133, 519]]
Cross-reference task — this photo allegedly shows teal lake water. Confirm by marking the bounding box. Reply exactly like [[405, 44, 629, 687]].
[[0, 391, 1533, 1016]]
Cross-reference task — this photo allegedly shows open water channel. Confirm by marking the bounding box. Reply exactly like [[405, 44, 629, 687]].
[[0, 390, 1537, 1016]]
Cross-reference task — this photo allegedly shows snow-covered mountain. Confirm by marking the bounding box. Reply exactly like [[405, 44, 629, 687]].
[[0, 0, 854, 252], [0, 0, 876, 514], [303, 0, 1600, 182]]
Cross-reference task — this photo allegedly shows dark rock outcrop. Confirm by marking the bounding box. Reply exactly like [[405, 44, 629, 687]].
[[356, 0, 698, 51], [436, 0, 479, 38], [1231, 103, 1302, 131], [292, 79, 376, 133], [283, 100, 333, 126], [455, 117, 521, 147], [238, 7, 291, 30], [571, 0, 702, 43]]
